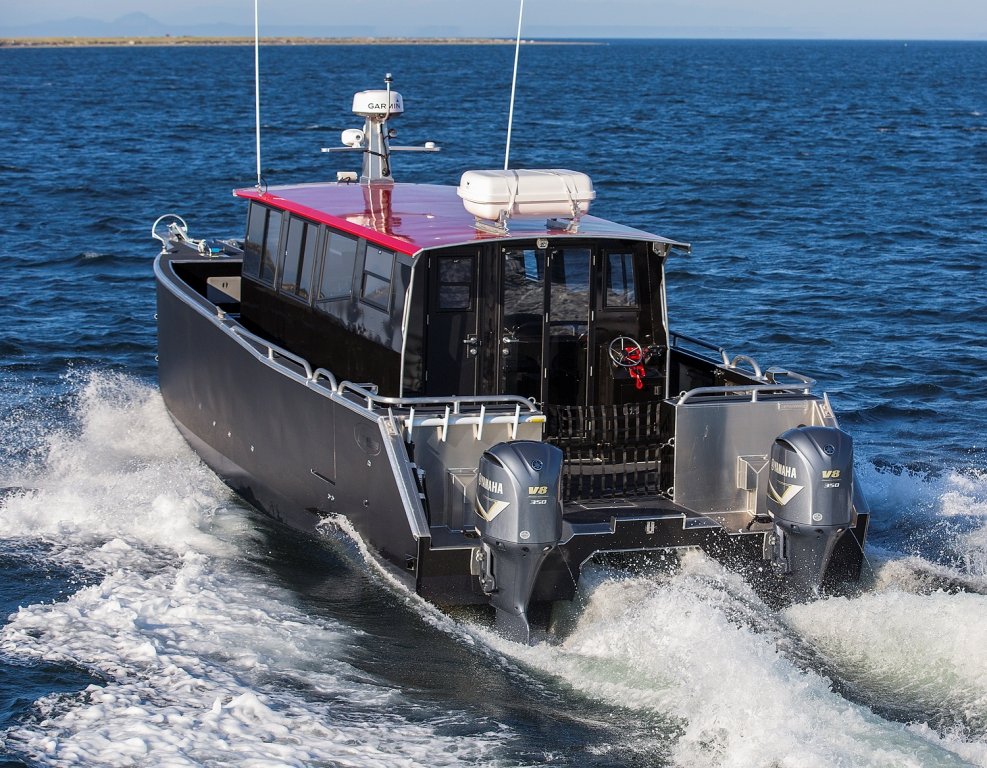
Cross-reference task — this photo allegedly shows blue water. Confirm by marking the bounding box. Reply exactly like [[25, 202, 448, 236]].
[[1, 40, 986, 766]]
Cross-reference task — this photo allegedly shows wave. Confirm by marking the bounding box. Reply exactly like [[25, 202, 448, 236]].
[[482, 553, 979, 767], [5, 371, 987, 766], [463, 464, 987, 765], [859, 462, 987, 569], [0, 372, 510, 766]]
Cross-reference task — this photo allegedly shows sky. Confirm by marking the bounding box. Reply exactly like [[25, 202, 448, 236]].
[[2, 0, 987, 40]]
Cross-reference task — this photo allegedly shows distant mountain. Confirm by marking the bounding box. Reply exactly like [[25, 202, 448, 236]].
[[2, 12, 164, 38], [5, 12, 981, 41]]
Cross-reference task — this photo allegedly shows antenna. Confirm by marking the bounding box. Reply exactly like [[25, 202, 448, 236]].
[[322, 75, 439, 184], [253, 0, 262, 190], [504, 0, 524, 170]]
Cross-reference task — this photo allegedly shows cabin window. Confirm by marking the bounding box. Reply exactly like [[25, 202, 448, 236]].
[[361, 244, 394, 310], [317, 230, 359, 303], [605, 252, 637, 308], [279, 216, 319, 302], [260, 210, 282, 286], [549, 247, 592, 332], [523, 250, 543, 281], [243, 203, 267, 280], [243, 204, 281, 286], [436, 255, 473, 311], [298, 223, 318, 299]]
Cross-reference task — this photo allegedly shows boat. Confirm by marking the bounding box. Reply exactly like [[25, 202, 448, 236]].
[[153, 76, 869, 642]]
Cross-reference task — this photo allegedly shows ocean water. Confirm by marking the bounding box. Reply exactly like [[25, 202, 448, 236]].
[[0, 39, 986, 766]]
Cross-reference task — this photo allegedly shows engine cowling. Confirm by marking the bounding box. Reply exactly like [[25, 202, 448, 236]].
[[766, 425, 854, 595], [474, 441, 564, 642]]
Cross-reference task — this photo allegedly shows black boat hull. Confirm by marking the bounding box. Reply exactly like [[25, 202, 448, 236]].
[[156, 255, 427, 589], [156, 250, 869, 620]]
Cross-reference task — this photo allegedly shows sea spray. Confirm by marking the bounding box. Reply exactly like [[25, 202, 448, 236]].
[[0, 372, 508, 766]]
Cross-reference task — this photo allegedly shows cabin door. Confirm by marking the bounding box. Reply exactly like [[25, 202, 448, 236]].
[[500, 246, 592, 405], [424, 251, 479, 395]]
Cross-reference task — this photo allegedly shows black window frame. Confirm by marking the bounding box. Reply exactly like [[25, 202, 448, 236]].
[[278, 214, 320, 305], [603, 250, 639, 309], [435, 254, 475, 312], [360, 242, 395, 312], [242, 202, 268, 281], [316, 228, 361, 306]]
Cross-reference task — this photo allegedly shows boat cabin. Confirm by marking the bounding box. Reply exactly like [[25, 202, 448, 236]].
[[228, 179, 710, 502]]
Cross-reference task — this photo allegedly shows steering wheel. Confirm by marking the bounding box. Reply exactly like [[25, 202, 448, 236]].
[[608, 336, 645, 368]]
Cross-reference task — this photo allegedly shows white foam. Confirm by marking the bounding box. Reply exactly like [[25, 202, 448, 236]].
[[483, 552, 974, 767], [0, 372, 234, 561], [785, 588, 987, 762], [1, 553, 502, 766], [0, 373, 508, 766], [6, 371, 987, 765], [859, 463, 987, 528], [858, 463, 987, 579]]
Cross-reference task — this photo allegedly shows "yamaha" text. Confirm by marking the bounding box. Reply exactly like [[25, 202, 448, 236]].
[[478, 474, 503, 495], [771, 459, 797, 479]]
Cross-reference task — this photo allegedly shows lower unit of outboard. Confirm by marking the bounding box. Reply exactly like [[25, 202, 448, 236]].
[[473, 441, 564, 642], [766, 425, 854, 595]]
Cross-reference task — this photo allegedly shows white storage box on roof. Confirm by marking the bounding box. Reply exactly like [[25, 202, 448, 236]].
[[457, 169, 595, 221]]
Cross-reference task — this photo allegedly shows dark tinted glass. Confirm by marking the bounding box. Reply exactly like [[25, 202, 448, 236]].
[[297, 223, 318, 301], [361, 244, 393, 309], [318, 231, 359, 302], [605, 252, 637, 307], [259, 209, 281, 286], [243, 203, 267, 279], [362, 273, 390, 309], [280, 216, 305, 294], [436, 255, 473, 311]]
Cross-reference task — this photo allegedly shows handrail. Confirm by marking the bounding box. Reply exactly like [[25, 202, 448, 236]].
[[222, 323, 539, 420], [765, 366, 816, 387], [669, 331, 730, 366], [677, 382, 814, 405], [310, 367, 339, 391], [229, 326, 314, 380], [728, 354, 763, 379], [219, 315, 539, 421], [335, 380, 540, 414]]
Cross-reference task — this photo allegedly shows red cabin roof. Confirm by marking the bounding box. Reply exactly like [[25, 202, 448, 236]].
[[234, 182, 686, 257]]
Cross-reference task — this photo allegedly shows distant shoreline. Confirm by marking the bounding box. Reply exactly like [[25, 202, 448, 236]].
[[0, 36, 597, 49]]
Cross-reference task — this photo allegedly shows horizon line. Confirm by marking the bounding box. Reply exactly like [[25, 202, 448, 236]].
[[3, 34, 987, 44]]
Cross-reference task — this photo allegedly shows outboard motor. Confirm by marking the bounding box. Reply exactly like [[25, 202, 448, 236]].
[[474, 441, 564, 643], [766, 425, 854, 596]]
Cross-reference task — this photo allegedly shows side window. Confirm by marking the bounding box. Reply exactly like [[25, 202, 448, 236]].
[[258, 209, 281, 286], [361, 244, 394, 311], [243, 203, 267, 280], [436, 255, 473, 311], [317, 230, 359, 303], [605, 252, 637, 308], [279, 216, 318, 302], [297, 222, 319, 301], [280, 216, 305, 295]]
